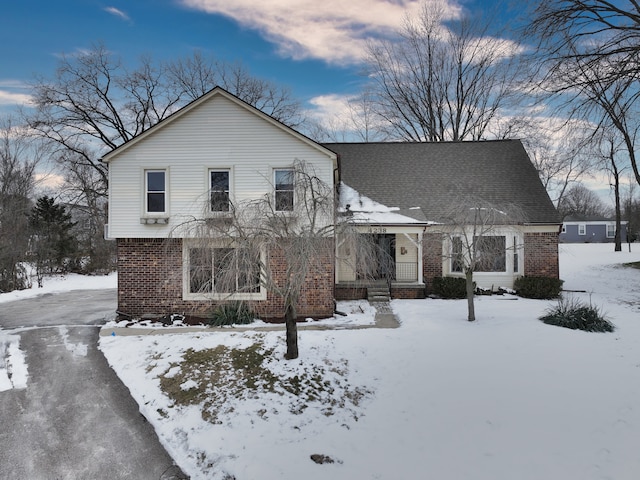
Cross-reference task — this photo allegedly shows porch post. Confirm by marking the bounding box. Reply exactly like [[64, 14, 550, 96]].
[[418, 231, 424, 284]]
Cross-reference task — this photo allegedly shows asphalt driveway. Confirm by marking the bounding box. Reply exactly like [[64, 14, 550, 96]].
[[0, 289, 186, 479]]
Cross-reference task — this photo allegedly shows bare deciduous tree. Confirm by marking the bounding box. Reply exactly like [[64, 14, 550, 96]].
[[440, 197, 524, 321], [175, 160, 335, 360], [0, 118, 40, 291], [557, 184, 606, 219], [24, 44, 304, 272], [364, 0, 521, 141]]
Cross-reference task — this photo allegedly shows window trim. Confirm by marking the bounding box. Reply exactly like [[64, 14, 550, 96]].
[[182, 240, 266, 301], [274, 168, 295, 212], [142, 168, 169, 220], [447, 231, 522, 276], [578, 223, 586, 236], [208, 168, 231, 213], [606, 223, 615, 238]]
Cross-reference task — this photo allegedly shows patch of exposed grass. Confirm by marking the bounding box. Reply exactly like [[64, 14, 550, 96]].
[[157, 338, 373, 425], [623, 261, 640, 270]]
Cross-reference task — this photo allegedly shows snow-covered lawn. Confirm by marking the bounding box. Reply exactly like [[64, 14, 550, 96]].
[[96, 244, 640, 480]]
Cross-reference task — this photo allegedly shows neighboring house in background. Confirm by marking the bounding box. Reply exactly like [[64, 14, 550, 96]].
[[104, 87, 561, 320], [560, 214, 628, 243]]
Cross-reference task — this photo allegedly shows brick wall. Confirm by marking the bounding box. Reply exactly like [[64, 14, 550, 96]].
[[116, 238, 335, 321], [524, 232, 559, 278], [423, 233, 443, 293]]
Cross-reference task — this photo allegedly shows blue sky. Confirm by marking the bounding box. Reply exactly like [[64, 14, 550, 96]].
[[0, 0, 509, 118]]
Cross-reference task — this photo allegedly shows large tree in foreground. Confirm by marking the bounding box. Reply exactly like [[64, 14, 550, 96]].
[[176, 160, 336, 360], [364, 0, 521, 141]]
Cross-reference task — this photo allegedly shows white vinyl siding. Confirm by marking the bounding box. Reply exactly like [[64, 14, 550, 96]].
[[107, 94, 335, 238]]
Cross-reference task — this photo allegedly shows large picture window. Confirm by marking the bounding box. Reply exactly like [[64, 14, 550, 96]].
[[210, 170, 230, 212], [187, 246, 261, 297], [274, 169, 294, 211], [474, 236, 506, 272], [145, 170, 166, 213]]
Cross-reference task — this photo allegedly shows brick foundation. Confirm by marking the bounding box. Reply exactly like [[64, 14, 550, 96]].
[[524, 232, 560, 278], [116, 238, 335, 321]]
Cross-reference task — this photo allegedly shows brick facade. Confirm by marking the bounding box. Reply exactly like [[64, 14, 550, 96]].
[[524, 232, 560, 278], [117, 238, 335, 321], [423, 233, 444, 293]]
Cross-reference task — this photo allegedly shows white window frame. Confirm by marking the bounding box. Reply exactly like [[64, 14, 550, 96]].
[[578, 223, 586, 236], [182, 240, 266, 301], [209, 168, 231, 213], [606, 223, 615, 238], [561, 224, 566, 234], [274, 168, 295, 212], [144, 169, 168, 216], [446, 230, 522, 277]]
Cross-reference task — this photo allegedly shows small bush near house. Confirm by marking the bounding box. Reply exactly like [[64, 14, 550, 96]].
[[514, 276, 564, 299], [540, 296, 614, 332], [208, 302, 255, 326], [432, 276, 468, 299]]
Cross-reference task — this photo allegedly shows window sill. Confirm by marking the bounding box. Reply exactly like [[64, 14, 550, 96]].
[[184, 291, 267, 302]]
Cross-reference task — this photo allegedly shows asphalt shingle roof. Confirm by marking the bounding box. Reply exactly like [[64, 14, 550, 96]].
[[324, 139, 561, 225]]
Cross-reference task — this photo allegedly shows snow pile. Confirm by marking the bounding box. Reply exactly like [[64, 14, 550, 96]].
[[0, 334, 28, 391], [98, 243, 640, 480]]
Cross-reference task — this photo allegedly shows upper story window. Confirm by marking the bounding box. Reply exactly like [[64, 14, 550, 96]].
[[274, 169, 294, 212], [578, 223, 586, 235], [606, 224, 615, 238], [146, 170, 166, 213], [210, 170, 230, 212]]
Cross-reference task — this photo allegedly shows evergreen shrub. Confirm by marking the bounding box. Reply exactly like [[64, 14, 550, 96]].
[[432, 276, 468, 299], [514, 276, 563, 299]]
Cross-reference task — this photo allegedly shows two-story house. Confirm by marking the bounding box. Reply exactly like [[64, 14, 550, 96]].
[[104, 87, 561, 321]]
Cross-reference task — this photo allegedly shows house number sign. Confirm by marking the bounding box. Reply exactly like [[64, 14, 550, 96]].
[[368, 227, 387, 234]]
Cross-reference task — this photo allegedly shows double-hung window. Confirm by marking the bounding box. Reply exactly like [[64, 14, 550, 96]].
[[578, 224, 586, 236], [145, 170, 166, 214], [606, 224, 615, 238], [274, 169, 294, 212], [210, 170, 230, 212]]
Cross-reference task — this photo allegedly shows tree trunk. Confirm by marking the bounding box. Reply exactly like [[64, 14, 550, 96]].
[[284, 302, 299, 360], [465, 269, 475, 322], [612, 160, 622, 252]]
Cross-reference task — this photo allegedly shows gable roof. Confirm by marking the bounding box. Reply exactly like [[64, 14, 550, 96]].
[[325, 139, 561, 225], [102, 86, 336, 164]]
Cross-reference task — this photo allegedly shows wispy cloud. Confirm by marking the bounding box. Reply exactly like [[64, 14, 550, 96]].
[[104, 6, 131, 22], [180, 0, 462, 65], [0, 89, 33, 106]]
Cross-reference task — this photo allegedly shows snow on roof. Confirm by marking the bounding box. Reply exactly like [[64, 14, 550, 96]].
[[339, 182, 433, 225]]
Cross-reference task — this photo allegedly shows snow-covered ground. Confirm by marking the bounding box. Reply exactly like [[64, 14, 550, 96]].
[[96, 244, 640, 480], [2, 246, 639, 479]]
